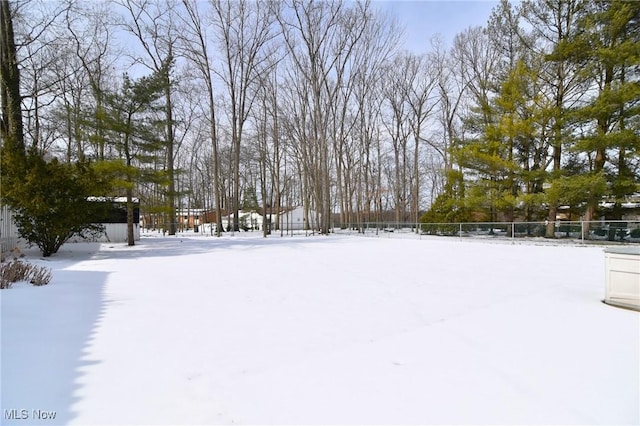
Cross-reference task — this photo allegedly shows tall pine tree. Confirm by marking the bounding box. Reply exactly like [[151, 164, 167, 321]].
[[95, 67, 169, 246], [559, 0, 640, 229]]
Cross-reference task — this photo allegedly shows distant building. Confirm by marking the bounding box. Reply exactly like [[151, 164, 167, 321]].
[[223, 210, 264, 231], [278, 206, 318, 231], [556, 193, 640, 221], [175, 208, 206, 231], [600, 194, 640, 221]]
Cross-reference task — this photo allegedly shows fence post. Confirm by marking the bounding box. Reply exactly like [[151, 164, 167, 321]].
[[581, 220, 584, 243], [512, 222, 515, 239]]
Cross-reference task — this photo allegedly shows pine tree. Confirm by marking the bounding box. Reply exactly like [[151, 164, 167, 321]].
[[560, 0, 640, 228], [241, 186, 259, 211], [522, 0, 588, 236], [454, 59, 542, 223], [95, 68, 169, 246]]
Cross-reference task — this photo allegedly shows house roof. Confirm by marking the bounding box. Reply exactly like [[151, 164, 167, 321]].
[[87, 196, 139, 203]]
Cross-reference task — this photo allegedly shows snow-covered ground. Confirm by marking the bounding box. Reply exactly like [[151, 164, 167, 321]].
[[1, 234, 638, 425]]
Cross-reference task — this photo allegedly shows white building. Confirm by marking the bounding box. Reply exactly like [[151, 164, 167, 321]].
[[223, 210, 264, 231], [278, 206, 318, 231], [1, 198, 140, 256]]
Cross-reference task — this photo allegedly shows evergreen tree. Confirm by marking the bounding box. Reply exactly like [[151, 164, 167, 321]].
[[454, 59, 543, 223], [95, 68, 169, 246], [2, 152, 111, 256], [241, 186, 259, 211], [420, 169, 470, 224], [448, 3, 534, 224], [546, 172, 608, 219], [522, 0, 588, 236], [560, 0, 640, 226]]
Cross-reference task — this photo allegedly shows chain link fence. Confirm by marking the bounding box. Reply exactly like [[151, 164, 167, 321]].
[[333, 220, 640, 245]]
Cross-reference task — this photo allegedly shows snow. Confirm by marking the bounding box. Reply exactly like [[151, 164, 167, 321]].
[[1, 234, 639, 425]]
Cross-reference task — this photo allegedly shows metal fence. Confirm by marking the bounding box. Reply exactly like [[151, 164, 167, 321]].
[[333, 220, 640, 245]]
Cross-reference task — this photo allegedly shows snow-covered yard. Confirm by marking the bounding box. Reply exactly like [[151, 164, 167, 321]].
[[1, 234, 638, 425]]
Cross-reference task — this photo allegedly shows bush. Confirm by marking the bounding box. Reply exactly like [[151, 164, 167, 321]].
[[1, 151, 110, 256], [0, 259, 52, 289], [29, 265, 53, 286], [420, 223, 459, 236], [420, 193, 470, 224]]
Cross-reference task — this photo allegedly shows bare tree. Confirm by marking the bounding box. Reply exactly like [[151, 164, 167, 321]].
[[210, 0, 278, 232], [179, 0, 224, 235], [12, 1, 69, 155], [118, 0, 180, 235], [278, 0, 374, 234], [380, 53, 414, 224], [65, 0, 121, 161], [406, 52, 439, 228], [3, 0, 71, 157], [349, 8, 399, 227]]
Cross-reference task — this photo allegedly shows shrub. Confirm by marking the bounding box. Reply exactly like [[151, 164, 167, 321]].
[[0, 259, 52, 289], [29, 265, 52, 286], [1, 151, 110, 257]]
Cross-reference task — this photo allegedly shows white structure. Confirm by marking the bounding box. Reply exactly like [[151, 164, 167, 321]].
[[1, 199, 140, 254], [604, 247, 640, 311], [223, 210, 264, 231], [68, 223, 140, 243], [278, 206, 318, 231], [76, 197, 140, 243], [219, 208, 320, 232], [0, 205, 22, 255]]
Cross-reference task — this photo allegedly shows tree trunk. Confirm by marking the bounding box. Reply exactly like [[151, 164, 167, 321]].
[[126, 187, 135, 246], [0, 0, 25, 159], [165, 64, 177, 236]]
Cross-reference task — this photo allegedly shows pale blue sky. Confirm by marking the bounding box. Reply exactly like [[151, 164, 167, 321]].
[[375, 0, 499, 52]]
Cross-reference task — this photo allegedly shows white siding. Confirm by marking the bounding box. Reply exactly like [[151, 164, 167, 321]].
[[604, 248, 640, 311], [278, 207, 318, 230], [68, 223, 140, 243], [102, 223, 140, 243], [1, 206, 138, 255], [0, 205, 22, 255]]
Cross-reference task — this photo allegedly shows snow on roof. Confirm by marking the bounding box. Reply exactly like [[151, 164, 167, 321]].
[[600, 200, 640, 209], [87, 196, 139, 203], [176, 208, 206, 214]]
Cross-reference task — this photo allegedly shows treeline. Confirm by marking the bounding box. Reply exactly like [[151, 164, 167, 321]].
[[1, 0, 638, 251], [426, 0, 640, 241]]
